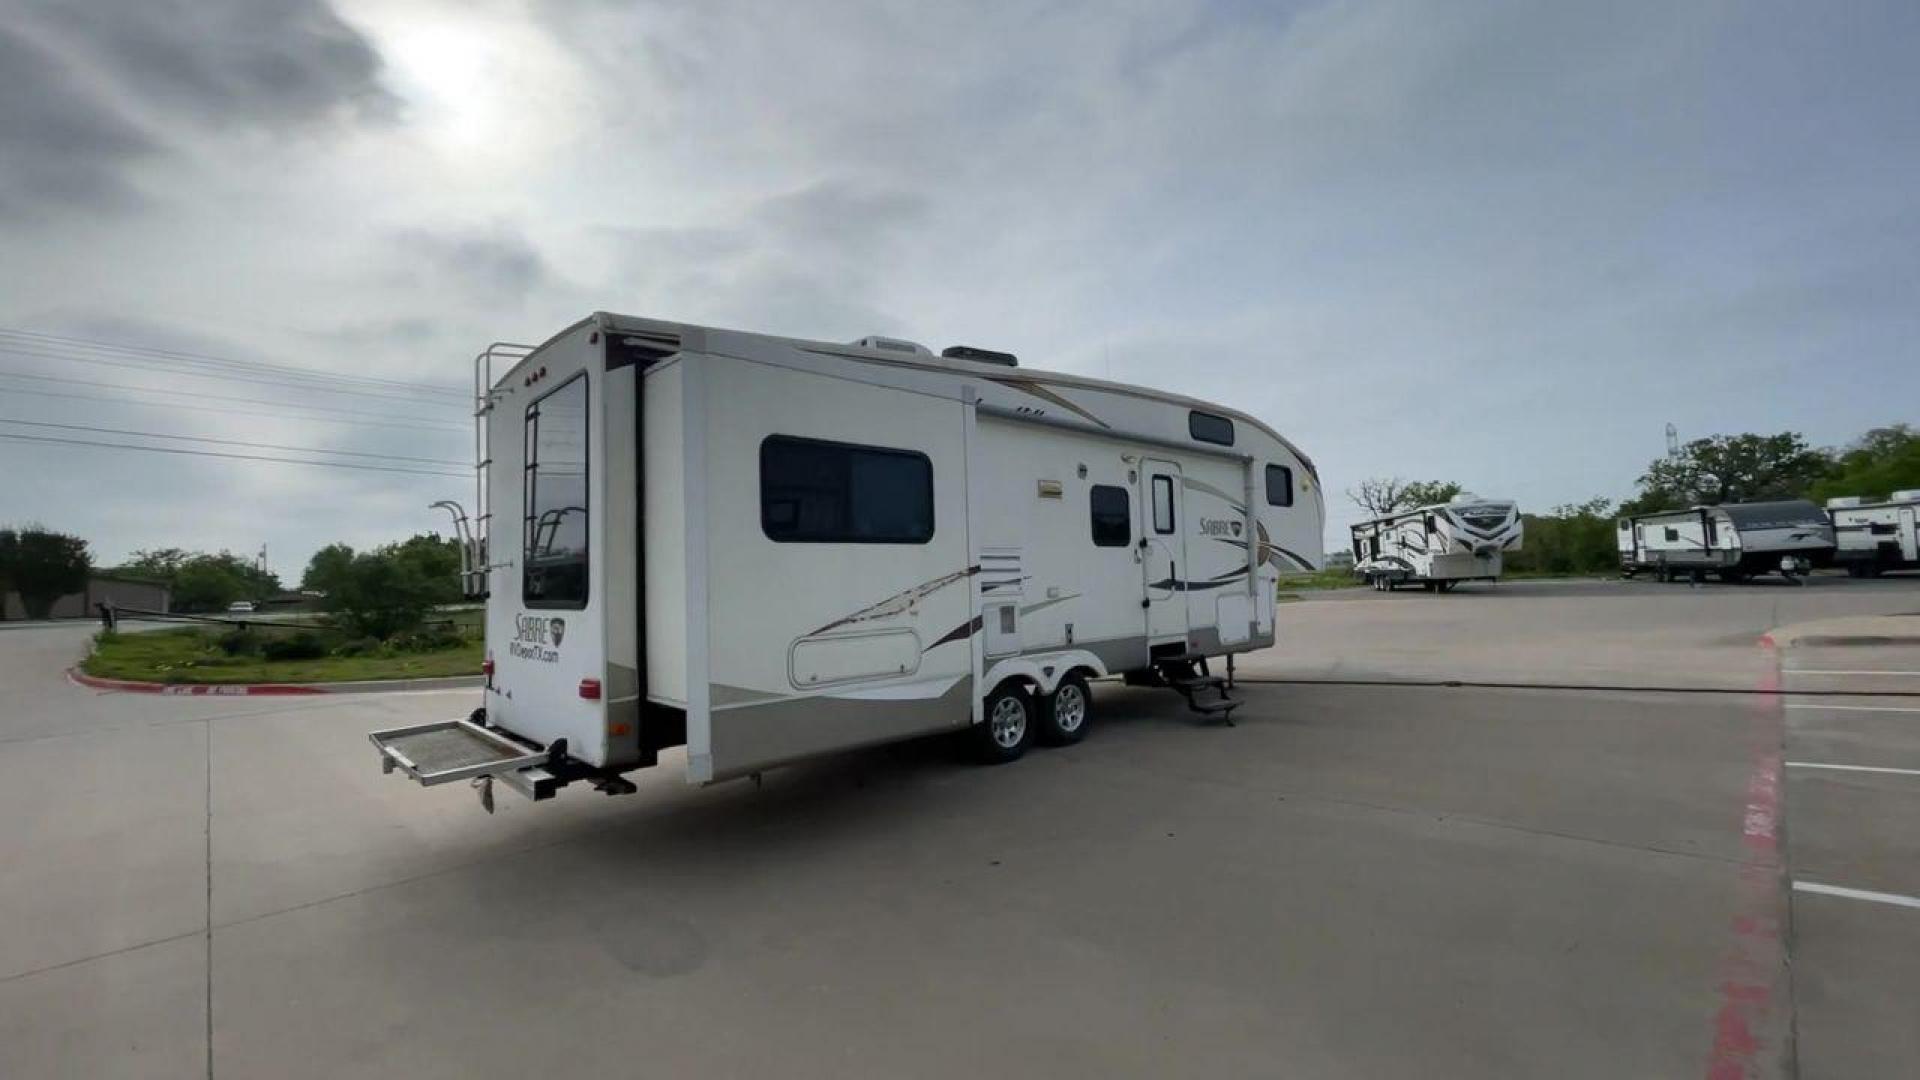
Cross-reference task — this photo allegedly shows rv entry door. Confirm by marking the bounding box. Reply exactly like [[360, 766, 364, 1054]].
[[1903, 506, 1918, 562], [1140, 459, 1189, 648]]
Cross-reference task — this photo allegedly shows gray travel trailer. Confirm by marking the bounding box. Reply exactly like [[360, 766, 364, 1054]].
[[369, 312, 1324, 810], [1350, 499, 1523, 592], [1616, 500, 1834, 583], [1826, 491, 1920, 576]]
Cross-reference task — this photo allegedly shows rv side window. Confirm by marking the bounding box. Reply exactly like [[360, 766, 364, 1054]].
[[1664, 527, 1680, 542], [1152, 475, 1175, 534], [1871, 522, 1897, 535], [759, 436, 934, 544], [1188, 411, 1234, 446], [1265, 464, 1293, 507], [523, 374, 590, 609], [1089, 485, 1130, 547], [1424, 514, 1436, 535]]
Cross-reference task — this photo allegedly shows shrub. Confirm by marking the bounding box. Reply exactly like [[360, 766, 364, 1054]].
[[332, 637, 386, 658], [392, 625, 466, 653], [325, 551, 438, 640], [215, 627, 261, 656], [261, 631, 329, 662]]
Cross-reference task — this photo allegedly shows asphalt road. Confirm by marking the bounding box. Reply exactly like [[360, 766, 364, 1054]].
[[2, 576, 1917, 1078]]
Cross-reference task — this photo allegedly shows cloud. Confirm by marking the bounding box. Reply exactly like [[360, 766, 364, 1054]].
[[0, 0, 395, 219], [396, 223, 551, 300], [19, 0, 397, 128], [0, 26, 156, 217]]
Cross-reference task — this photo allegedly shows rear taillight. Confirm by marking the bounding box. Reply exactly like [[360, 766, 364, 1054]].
[[578, 678, 602, 700], [482, 655, 495, 678]]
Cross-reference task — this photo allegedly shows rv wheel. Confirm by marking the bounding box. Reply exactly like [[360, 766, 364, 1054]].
[[1039, 673, 1092, 746], [974, 683, 1035, 764]]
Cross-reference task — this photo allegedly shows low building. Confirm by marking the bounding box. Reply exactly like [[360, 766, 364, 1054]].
[[2, 575, 172, 621]]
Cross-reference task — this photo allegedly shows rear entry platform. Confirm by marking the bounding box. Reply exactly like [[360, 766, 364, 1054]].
[[370, 719, 548, 787]]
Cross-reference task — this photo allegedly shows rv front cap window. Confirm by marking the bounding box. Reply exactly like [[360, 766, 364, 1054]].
[[1089, 485, 1131, 547], [760, 435, 934, 544], [1188, 410, 1235, 447], [523, 373, 589, 609], [1265, 464, 1294, 507]]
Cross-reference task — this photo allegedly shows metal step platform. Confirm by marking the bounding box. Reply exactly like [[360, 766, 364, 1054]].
[[370, 719, 547, 786]]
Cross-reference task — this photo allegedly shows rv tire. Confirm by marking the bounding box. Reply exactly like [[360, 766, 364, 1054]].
[[974, 682, 1036, 764], [1039, 673, 1092, 746]]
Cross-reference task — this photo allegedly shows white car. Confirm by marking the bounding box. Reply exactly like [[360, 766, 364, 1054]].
[[226, 601, 256, 613]]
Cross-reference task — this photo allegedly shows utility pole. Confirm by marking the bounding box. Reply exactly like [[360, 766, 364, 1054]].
[[1665, 423, 1679, 458]]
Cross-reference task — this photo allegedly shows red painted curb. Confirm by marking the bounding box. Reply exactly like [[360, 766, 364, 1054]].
[[67, 668, 331, 696]]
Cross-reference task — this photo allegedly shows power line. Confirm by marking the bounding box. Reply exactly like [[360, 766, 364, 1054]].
[[0, 342, 472, 409], [0, 417, 470, 467], [0, 368, 470, 431], [0, 431, 468, 478], [0, 326, 470, 400]]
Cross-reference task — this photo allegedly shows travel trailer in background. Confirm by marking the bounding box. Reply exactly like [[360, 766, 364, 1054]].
[[1350, 500, 1522, 592], [1827, 491, 1920, 576], [371, 312, 1324, 809], [1616, 500, 1834, 583]]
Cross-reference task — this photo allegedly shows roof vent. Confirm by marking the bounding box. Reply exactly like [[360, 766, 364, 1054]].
[[1826, 496, 1867, 509], [850, 335, 932, 356], [941, 345, 1018, 367]]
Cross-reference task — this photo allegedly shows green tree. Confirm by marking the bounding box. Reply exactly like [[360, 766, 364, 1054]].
[[1348, 478, 1465, 518], [326, 550, 438, 639], [1400, 480, 1464, 508], [6, 526, 92, 619], [171, 558, 249, 613], [388, 533, 463, 604], [1627, 432, 1835, 512], [0, 528, 15, 621], [1505, 498, 1617, 575], [300, 543, 356, 596], [118, 548, 193, 582], [1809, 424, 1920, 504]]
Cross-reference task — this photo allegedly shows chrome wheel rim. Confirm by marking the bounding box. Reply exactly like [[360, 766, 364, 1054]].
[[990, 696, 1027, 748], [1054, 685, 1086, 733]]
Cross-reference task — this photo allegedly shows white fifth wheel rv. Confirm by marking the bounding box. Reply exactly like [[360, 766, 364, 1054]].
[[1826, 491, 1920, 576], [371, 313, 1324, 808], [1349, 500, 1522, 592], [1616, 500, 1834, 583]]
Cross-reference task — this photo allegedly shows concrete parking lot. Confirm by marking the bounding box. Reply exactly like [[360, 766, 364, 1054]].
[[2, 576, 1917, 1078]]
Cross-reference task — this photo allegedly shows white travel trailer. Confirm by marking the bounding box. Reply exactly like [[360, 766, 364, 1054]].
[[1350, 500, 1522, 592], [371, 313, 1324, 807], [1616, 500, 1834, 583], [1826, 491, 1920, 576]]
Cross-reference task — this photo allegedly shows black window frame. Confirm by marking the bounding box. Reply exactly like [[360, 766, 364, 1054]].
[[1152, 474, 1176, 534], [522, 372, 591, 610], [759, 434, 935, 545], [1265, 463, 1294, 507], [1188, 410, 1235, 446], [1089, 484, 1131, 548], [1664, 526, 1680, 542]]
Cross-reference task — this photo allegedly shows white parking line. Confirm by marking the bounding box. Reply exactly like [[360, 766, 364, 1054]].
[[1785, 762, 1920, 776], [1784, 703, 1920, 713], [1783, 669, 1920, 676], [1793, 881, 1920, 910]]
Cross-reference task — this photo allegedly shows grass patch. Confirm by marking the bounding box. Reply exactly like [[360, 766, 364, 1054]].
[[1278, 568, 1365, 593], [84, 627, 482, 685]]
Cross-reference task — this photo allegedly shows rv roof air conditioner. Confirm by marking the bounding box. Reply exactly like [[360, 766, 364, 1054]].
[[1826, 496, 1867, 509], [850, 335, 933, 356], [941, 345, 1018, 367], [1893, 489, 1920, 502]]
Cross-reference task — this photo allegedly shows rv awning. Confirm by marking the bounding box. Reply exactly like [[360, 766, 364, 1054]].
[[1716, 500, 1828, 529]]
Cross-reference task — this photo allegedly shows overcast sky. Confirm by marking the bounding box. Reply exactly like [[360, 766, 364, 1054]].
[[1, 0, 1916, 580]]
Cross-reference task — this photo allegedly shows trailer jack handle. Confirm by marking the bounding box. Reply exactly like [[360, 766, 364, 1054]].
[[472, 775, 495, 814]]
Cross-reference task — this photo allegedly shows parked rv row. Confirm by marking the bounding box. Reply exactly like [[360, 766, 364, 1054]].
[[1618, 492, 1920, 584], [1350, 488, 1920, 594]]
